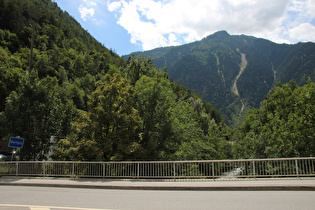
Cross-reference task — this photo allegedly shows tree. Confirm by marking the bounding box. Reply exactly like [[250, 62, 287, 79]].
[[73, 54, 85, 78], [36, 51, 56, 78], [0, 56, 24, 111], [124, 53, 157, 85], [4, 74, 75, 160], [233, 80, 315, 158], [55, 110, 100, 161], [88, 73, 142, 160], [134, 75, 175, 159]]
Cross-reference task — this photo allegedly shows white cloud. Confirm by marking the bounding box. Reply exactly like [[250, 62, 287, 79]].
[[84, 0, 97, 7], [289, 22, 315, 41], [79, 5, 95, 21], [290, 0, 306, 12], [107, 0, 315, 51], [307, 0, 315, 18], [107, 1, 122, 11], [168, 33, 181, 46], [78, 0, 108, 22]]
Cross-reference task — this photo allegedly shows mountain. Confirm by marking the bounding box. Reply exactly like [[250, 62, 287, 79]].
[[126, 31, 315, 127]]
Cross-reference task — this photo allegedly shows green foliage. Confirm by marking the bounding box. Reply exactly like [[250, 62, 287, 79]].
[[134, 75, 175, 159], [55, 110, 100, 161], [4, 74, 76, 160], [124, 53, 161, 85], [0, 0, 125, 160], [131, 56, 229, 160], [0, 66, 24, 112], [233, 80, 315, 158], [56, 73, 143, 161], [0, 29, 20, 52], [89, 73, 143, 160], [56, 54, 229, 161]]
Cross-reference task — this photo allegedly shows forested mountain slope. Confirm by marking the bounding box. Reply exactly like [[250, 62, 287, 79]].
[[127, 31, 315, 127], [0, 0, 124, 111], [0, 0, 229, 161]]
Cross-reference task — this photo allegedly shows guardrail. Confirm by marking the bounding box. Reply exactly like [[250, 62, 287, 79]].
[[0, 158, 314, 179]]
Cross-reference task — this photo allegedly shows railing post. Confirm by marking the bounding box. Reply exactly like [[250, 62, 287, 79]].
[[103, 162, 105, 178], [72, 162, 75, 178], [137, 162, 140, 179], [295, 159, 299, 177], [42, 162, 45, 177], [16, 162, 19, 176], [212, 161, 215, 179], [252, 160, 256, 178], [173, 162, 176, 179]]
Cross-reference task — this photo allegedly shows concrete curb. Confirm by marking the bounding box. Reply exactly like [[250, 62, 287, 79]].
[[1, 180, 315, 191]]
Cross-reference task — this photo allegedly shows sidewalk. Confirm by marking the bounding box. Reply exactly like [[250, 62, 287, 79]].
[[1, 176, 315, 191]]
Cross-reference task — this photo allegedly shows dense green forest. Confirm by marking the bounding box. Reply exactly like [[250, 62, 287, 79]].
[[0, 0, 314, 161]]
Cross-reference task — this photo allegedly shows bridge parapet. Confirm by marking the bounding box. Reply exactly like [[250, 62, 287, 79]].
[[1, 158, 314, 179]]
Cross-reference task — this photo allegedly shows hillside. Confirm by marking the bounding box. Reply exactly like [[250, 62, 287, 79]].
[[0, 0, 125, 111], [127, 31, 315, 127], [0, 0, 229, 161]]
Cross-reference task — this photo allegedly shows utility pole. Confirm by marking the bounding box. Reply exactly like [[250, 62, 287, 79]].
[[28, 23, 35, 74]]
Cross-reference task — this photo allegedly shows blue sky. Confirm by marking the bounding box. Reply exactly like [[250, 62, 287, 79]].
[[53, 0, 315, 56]]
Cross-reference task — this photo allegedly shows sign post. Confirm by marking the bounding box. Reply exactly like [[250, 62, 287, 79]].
[[8, 137, 24, 161]]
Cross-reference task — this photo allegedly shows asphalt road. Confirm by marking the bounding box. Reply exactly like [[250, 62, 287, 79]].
[[1, 186, 315, 210]]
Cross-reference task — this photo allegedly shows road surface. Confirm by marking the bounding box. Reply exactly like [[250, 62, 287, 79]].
[[1, 186, 315, 210]]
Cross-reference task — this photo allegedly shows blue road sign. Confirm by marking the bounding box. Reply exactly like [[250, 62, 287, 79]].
[[8, 137, 24, 148]]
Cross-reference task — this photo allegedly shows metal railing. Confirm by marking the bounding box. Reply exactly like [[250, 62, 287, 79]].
[[0, 157, 314, 179]]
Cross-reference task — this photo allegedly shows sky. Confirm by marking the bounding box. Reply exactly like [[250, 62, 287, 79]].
[[53, 0, 315, 56]]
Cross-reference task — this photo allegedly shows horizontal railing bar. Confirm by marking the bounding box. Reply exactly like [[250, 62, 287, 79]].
[[2, 157, 314, 164]]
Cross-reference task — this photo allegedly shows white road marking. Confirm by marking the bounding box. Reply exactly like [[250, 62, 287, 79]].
[[30, 207, 50, 210], [0, 204, 116, 210]]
